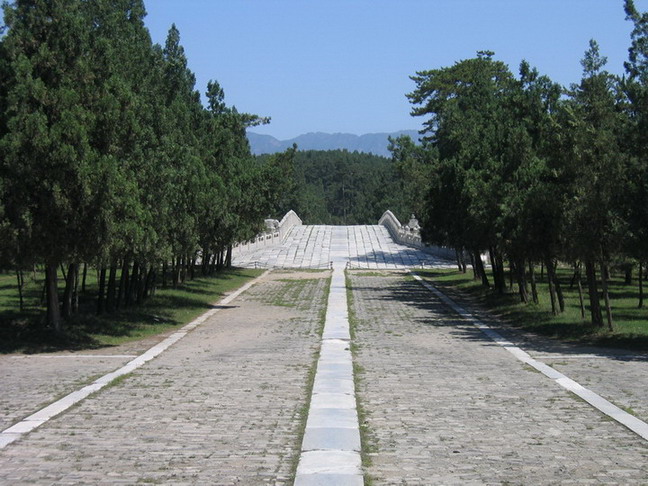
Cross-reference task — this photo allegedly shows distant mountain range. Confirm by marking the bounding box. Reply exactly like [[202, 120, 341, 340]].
[[247, 130, 420, 158]]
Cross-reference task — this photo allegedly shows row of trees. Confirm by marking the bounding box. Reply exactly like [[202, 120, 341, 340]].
[[393, 0, 648, 329], [0, 0, 292, 331], [258, 149, 407, 225]]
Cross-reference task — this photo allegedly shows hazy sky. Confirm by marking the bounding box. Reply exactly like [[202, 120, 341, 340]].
[[144, 0, 648, 140]]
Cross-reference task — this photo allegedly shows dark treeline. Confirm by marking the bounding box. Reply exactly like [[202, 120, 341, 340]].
[[392, 0, 648, 329], [257, 149, 406, 225], [0, 1, 292, 332]]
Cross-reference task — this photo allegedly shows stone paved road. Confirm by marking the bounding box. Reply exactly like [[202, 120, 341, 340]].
[[0, 271, 329, 485], [422, 275, 648, 427], [0, 337, 170, 432], [349, 271, 648, 485]]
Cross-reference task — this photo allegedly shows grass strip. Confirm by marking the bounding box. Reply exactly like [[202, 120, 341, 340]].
[[346, 270, 376, 486], [417, 268, 648, 351], [0, 268, 263, 354]]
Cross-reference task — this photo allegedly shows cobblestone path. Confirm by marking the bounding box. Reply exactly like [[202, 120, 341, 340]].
[[349, 271, 648, 485], [0, 271, 329, 485], [0, 337, 170, 432]]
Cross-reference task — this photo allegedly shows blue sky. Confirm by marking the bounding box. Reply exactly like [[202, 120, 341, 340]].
[[144, 0, 648, 140]]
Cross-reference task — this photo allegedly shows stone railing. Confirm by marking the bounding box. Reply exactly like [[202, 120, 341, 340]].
[[232, 210, 302, 256], [379, 210, 455, 261]]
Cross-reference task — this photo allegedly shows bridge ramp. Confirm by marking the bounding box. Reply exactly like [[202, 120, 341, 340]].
[[233, 225, 453, 269]]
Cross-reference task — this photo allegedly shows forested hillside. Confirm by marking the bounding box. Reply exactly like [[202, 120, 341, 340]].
[[247, 130, 419, 157], [256, 149, 407, 225]]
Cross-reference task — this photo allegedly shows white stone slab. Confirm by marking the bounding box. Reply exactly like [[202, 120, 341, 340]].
[[296, 450, 362, 475], [306, 408, 358, 429], [302, 427, 361, 452], [311, 392, 356, 409], [2, 419, 46, 435], [315, 369, 353, 381], [320, 339, 352, 353], [316, 361, 353, 376], [322, 328, 351, 340], [312, 377, 355, 395], [0, 434, 20, 449]]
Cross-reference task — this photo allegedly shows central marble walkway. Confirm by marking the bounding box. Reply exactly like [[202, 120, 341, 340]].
[[295, 228, 363, 486], [233, 225, 452, 269]]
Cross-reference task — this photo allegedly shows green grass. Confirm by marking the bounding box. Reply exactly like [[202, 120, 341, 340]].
[[0, 267, 262, 354], [345, 271, 376, 485], [288, 273, 331, 483], [417, 267, 648, 351]]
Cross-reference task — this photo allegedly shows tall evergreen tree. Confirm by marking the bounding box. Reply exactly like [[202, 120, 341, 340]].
[[563, 40, 628, 328], [1, 0, 99, 330]]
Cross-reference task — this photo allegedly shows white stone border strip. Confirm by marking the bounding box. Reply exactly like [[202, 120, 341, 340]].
[[411, 273, 648, 442], [0, 270, 270, 450], [294, 247, 363, 484]]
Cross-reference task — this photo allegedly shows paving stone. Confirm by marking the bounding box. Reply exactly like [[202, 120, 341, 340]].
[[294, 472, 364, 486], [302, 427, 361, 451], [0, 272, 329, 485], [349, 272, 648, 485], [296, 450, 362, 475], [233, 224, 452, 270], [310, 392, 356, 409]]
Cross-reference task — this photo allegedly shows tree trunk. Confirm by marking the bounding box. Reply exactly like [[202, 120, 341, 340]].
[[201, 248, 209, 276], [144, 266, 155, 299], [624, 263, 633, 285], [117, 258, 129, 310], [469, 251, 478, 280], [73, 264, 80, 313], [544, 257, 558, 315], [172, 256, 179, 288], [489, 247, 505, 295], [217, 251, 224, 271], [62, 263, 76, 319], [528, 261, 538, 304], [211, 252, 218, 275], [516, 258, 528, 304], [576, 265, 586, 320], [544, 257, 564, 313], [226, 245, 233, 268], [585, 259, 603, 326], [127, 261, 140, 307], [570, 267, 579, 290], [474, 249, 489, 287], [455, 249, 463, 272], [45, 263, 62, 332], [547, 273, 558, 315], [136, 264, 146, 304], [639, 261, 644, 309], [16, 270, 24, 312], [189, 254, 195, 280], [553, 262, 565, 313], [600, 261, 613, 331], [81, 263, 87, 293], [96, 267, 107, 316], [106, 264, 117, 313], [180, 255, 187, 284], [40, 277, 47, 307]]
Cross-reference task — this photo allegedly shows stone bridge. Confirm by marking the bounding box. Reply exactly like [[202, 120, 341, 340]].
[[232, 210, 455, 269]]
